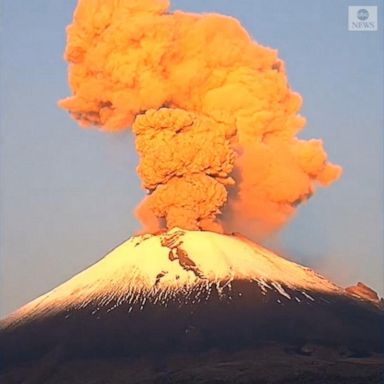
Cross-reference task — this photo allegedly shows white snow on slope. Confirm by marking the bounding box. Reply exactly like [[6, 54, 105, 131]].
[[1, 229, 342, 328]]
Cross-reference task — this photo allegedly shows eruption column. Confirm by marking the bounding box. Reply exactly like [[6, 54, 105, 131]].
[[59, 0, 341, 236]]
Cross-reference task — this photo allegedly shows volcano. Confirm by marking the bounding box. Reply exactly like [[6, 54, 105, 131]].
[[1, 230, 383, 383]]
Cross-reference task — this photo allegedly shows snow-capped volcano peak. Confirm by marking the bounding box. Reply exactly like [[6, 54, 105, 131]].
[[2, 229, 343, 328], [2, 229, 383, 371]]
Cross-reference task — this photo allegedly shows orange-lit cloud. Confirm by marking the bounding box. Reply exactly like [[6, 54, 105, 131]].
[[59, 0, 341, 235]]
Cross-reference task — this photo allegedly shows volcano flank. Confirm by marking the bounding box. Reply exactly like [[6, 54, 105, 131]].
[[1, 230, 383, 383]]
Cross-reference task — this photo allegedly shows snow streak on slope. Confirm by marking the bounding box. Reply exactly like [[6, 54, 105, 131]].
[[2, 229, 342, 328]]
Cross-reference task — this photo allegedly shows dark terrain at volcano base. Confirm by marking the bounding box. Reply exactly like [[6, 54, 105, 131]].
[[1, 281, 383, 383], [2, 345, 383, 384]]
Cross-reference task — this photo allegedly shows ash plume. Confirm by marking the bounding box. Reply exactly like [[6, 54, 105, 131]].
[[59, 0, 341, 235]]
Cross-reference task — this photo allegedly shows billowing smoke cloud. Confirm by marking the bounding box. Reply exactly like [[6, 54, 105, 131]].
[[59, 0, 341, 236]]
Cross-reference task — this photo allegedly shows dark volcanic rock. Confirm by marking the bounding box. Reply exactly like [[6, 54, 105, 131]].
[[1, 345, 383, 384], [1, 281, 383, 370]]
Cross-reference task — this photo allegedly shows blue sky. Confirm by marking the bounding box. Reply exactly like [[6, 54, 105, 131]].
[[0, 0, 383, 316]]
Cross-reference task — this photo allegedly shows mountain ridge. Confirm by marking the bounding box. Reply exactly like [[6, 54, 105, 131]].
[[1, 229, 382, 378], [1, 228, 348, 330]]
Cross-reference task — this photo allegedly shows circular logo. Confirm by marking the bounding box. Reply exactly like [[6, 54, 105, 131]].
[[357, 8, 369, 21]]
